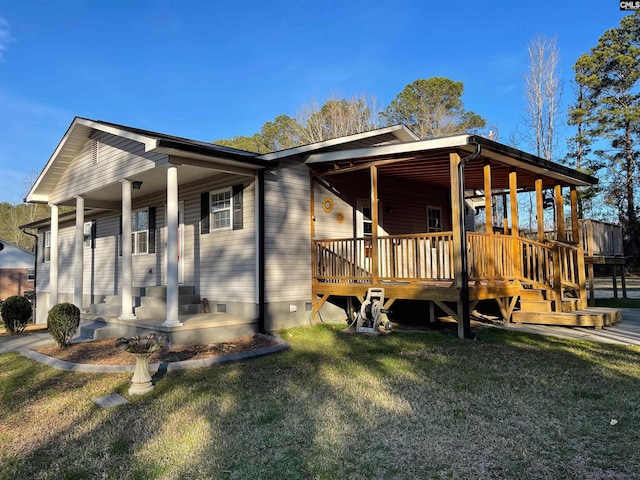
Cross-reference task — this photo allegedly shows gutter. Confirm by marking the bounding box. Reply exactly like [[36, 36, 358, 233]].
[[257, 169, 266, 334], [19, 227, 39, 311], [458, 142, 482, 340]]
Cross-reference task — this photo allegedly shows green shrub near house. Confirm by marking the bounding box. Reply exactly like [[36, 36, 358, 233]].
[[47, 303, 80, 348], [1, 296, 33, 334]]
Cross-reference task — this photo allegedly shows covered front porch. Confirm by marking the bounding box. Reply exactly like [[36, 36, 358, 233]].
[[307, 135, 621, 337]]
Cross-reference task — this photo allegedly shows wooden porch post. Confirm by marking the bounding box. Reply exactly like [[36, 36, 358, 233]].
[[571, 186, 588, 308], [555, 184, 565, 242], [449, 153, 465, 338], [509, 170, 519, 237], [484, 163, 493, 234], [535, 178, 545, 243], [370, 165, 379, 282], [509, 170, 521, 280], [484, 162, 496, 286]]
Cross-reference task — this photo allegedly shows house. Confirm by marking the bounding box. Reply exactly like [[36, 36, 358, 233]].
[[0, 239, 35, 301], [22, 117, 620, 345]]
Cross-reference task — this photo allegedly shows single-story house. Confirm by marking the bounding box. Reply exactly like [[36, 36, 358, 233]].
[[0, 239, 35, 301], [22, 117, 620, 345]]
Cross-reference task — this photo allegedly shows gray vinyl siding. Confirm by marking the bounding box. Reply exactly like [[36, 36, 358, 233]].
[[264, 161, 312, 303], [36, 172, 257, 305], [181, 174, 257, 303], [314, 182, 354, 239], [48, 132, 167, 205]]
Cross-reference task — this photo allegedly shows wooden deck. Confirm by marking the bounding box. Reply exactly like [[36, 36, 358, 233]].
[[311, 231, 622, 328]]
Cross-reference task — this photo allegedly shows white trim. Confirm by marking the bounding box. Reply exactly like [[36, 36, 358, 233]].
[[305, 135, 472, 164]]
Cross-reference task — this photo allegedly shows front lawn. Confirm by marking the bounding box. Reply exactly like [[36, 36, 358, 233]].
[[1, 325, 639, 479]]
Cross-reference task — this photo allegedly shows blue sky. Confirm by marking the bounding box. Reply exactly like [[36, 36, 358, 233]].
[[0, 0, 630, 203]]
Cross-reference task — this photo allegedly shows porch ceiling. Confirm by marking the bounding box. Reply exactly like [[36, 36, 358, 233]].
[[311, 147, 590, 191]]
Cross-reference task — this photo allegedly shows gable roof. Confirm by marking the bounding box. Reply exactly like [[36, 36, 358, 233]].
[[25, 117, 272, 203], [258, 124, 419, 161]]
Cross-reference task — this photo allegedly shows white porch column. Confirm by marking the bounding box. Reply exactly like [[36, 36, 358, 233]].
[[74, 195, 85, 309], [119, 180, 137, 320], [49, 203, 59, 309], [163, 166, 182, 326]]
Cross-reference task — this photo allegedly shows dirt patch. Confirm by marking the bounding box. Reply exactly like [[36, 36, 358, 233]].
[[1, 324, 48, 336], [35, 336, 278, 366]]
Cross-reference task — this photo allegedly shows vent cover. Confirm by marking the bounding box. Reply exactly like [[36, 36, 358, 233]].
[[92, 139, 99, 165]]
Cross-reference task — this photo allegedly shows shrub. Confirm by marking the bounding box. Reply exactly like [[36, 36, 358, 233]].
[[48, 303, 80, 348], [1, 295, 33, 334]]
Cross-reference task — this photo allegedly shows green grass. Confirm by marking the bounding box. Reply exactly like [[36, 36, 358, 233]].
[[595, 297, 640, 308], [1, 325, 640, 479]]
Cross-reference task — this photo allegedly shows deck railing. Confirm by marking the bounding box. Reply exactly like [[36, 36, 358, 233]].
[[314, 232, 586, 307]]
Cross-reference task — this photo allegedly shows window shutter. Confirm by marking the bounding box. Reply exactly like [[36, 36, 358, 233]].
[[42, 233, 45, 263], [148, 207, 156, 253], [233, 184, 243, 230], [119, 214, 122, 256], [200, 192, 210, 234], [91, 221, 97, 249]]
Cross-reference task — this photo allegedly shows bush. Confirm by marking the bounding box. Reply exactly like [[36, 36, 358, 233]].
[[47, 303, 80, 348], [1, 295, 33, 334]]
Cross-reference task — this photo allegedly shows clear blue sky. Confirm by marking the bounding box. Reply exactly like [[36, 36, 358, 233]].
[[0, 0, 630, 203]]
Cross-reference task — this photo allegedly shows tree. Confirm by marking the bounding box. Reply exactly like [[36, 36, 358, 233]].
[[570, 12, 640, 258], [380, 77, 486, 139], [296, 94, 379, 144], [524, 34, 561, 161]]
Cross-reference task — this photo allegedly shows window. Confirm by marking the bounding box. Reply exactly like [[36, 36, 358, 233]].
[[27, 269, 35, 281], [84, 221, 92, 248], [210, 189, 232, 230], [131, 209, 149, 254], [44, 231, 51, 262], [427, 206, 443, 232]]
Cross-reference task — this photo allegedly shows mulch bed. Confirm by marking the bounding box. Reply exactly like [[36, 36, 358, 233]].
[[35, 336, 278, 366]]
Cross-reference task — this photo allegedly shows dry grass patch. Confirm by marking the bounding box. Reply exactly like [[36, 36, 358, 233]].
[[1, 325, 640, 479]]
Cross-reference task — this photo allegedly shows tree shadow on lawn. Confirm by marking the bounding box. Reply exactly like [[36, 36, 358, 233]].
[[3, 324, 640, 479]]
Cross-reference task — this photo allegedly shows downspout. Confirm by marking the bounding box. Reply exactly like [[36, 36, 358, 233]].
[[458, 142, 482, 339], [20, 227, 38, 312], [257, 169, 266, 334]]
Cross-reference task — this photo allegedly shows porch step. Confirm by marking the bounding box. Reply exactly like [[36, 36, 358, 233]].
[[562, 298, 580, 312], [134, 304, 201, 320], [89, 303, 122, 316], [519, 288, 545, 301], [511, 307, 621, 329], [139, 295, 201, 308], [519, 300, 553, 312], [142, 285, 195, 297]]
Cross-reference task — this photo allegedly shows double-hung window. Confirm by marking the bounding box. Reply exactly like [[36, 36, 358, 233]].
[[84, 221, 93, 248], [427, 206, 443, 233], [44, 231, 51, 262], [210, 189, 232, 230], [131, 209, 149, 254]]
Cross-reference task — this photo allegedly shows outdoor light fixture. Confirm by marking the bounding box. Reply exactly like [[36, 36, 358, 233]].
[[132, 181, 143, 190]]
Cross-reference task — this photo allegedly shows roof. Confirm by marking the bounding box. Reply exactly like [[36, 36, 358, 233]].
[[0, 238, 35, 256], [258, 124, 420, 161], [304, 134, 598, 188], [25, 117, 273, 204]]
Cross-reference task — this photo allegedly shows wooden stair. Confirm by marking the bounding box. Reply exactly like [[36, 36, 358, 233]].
[[511, 288, 622, 329]]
